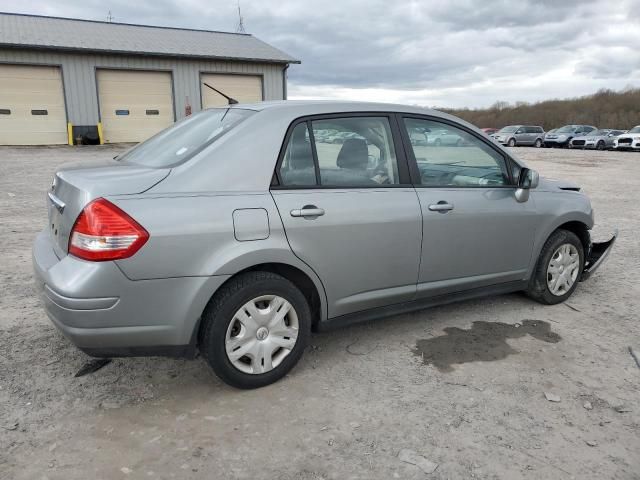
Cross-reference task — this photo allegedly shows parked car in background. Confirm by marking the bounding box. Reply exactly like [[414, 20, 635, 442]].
[[544, 125, 596, 148], [613, 126, 640, 151], [570, 129, 625, 150], [427, 128, 466, 146], [481, 128, 499, 136], [33, 101, 616, 389], [494, 125, 545, 147], [409, 128, 429, 146]]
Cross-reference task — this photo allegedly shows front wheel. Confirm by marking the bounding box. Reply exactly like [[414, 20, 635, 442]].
[[534, 138, 542, 148], [199, 271, 311, 389], [508, 138, 516, 147], [526, 230, 584, 305], [596, 140, 605, 150]]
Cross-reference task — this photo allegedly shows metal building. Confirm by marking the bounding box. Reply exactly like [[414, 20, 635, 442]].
[[0, 12, 299, 145]]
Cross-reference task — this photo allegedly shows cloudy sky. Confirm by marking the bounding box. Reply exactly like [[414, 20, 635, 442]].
[[2, 0, 639, 108]]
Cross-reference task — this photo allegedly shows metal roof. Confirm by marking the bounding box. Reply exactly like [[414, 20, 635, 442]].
[[0, 12, 300, 64]]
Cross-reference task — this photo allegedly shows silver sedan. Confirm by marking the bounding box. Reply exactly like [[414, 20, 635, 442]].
[[33, 101, 616, 388], [570, 129, 625, 150]]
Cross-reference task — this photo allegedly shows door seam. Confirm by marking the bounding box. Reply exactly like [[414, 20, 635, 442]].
[[268, 191, 330, 320]]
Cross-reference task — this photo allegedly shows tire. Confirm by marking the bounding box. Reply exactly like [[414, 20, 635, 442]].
[[526, 229, 584, 305], [199, 271, 311, 389], [534, 138, 542, 148], [508, 138, 516, 147], [596, 141, 605, 150]]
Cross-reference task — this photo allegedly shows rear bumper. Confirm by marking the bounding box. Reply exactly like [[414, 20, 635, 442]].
[[581, 230, 617, 281], [32, 229, 229, 357]]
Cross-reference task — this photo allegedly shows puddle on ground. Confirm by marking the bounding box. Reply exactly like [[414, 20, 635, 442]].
[[413, 320, 561, 372]]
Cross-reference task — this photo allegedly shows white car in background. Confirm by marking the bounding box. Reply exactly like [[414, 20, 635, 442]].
[[427, 129, 466, 146], [613, 126, 640, 151]]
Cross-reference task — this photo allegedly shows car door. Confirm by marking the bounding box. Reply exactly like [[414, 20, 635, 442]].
[[514, 127, 528, 145], [522, 127, 536, 145], [400, 116, 538, 298], [271, 115, 422, 318], [527, 127, 538, 144]]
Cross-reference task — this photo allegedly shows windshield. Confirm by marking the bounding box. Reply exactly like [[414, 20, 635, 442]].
[[117, 108, 255, 167], [628, 126, 640, 134], [556, 125, 578, 133], [499, 126, 518, 133]]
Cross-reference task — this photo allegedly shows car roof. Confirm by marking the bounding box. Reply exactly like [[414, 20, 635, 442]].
[[228, 100, 443, 116], [222, 100, 487, 135]]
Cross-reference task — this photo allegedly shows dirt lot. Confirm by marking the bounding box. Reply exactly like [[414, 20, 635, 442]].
[[1, 145, 638, 480]]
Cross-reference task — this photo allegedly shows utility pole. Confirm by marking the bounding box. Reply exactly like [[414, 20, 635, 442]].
[[106, 10, 114, 22]]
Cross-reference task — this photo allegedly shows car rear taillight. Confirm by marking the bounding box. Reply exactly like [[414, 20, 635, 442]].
[[69, 198, 149, 261]]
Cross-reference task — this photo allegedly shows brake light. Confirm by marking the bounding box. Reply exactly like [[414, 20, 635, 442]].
[[69, 198, 149, 261]]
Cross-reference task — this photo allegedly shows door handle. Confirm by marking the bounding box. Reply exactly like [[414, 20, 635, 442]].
[[290, 206, 325, 218], [428, 201, 454, 213]]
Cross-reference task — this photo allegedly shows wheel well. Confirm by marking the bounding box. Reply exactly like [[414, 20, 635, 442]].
[[556, 221, 590, 253], [208, 263, 323, 332]]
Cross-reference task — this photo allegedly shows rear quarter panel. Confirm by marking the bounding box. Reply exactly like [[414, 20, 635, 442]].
[[108, 192, 328, 318]]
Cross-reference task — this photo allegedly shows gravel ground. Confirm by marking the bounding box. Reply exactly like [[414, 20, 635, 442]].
[[0, 145, 638, 480]]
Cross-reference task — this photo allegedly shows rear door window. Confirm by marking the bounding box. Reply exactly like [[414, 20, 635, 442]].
[[312, 117, 399, 186], [278, 116, 401, 187]]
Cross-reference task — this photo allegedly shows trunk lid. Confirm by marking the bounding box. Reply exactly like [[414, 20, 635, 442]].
[[47, 159, 169, 257]]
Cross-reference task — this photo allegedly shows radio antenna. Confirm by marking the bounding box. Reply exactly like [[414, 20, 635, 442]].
[[236, 1, 246, 33]]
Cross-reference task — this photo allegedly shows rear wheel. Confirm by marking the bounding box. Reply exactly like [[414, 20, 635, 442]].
[[596, 140, 605, 150], [200, 271, 311, 389], [508, 138, 516, 147], [527, 230, 584, 305], [534, 138, 542, 148]]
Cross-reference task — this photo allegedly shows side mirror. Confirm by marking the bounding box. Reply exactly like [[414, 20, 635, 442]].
[[515, 168, 539, 202]]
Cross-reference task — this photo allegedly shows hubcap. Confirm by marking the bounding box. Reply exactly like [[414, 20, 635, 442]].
[[225, 295, 299, 374], [547, 243, 580, 296]]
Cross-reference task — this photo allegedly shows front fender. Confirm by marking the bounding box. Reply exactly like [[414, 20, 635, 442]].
[[527, 192, 594, 278]]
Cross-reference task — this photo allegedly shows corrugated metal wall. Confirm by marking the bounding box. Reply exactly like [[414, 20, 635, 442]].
[[0, 48, 286, 126]]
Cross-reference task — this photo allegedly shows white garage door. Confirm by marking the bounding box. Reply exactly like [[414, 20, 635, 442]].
[[201, 74, 263, 108], [0, 65, 67, 145], [97, 70, 174, 143]]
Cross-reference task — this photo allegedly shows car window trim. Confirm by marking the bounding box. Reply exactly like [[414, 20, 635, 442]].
[[397, 113, 518, 188], [272, 112, 413, 190], [306, 120, 322, 185]]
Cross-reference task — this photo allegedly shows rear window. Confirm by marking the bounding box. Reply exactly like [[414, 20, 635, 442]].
[[118, 108, 255, 168]]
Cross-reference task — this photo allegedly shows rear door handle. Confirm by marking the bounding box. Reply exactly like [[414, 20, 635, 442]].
[[428, 201, 454, 213], [290, 206, 325, 218]]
